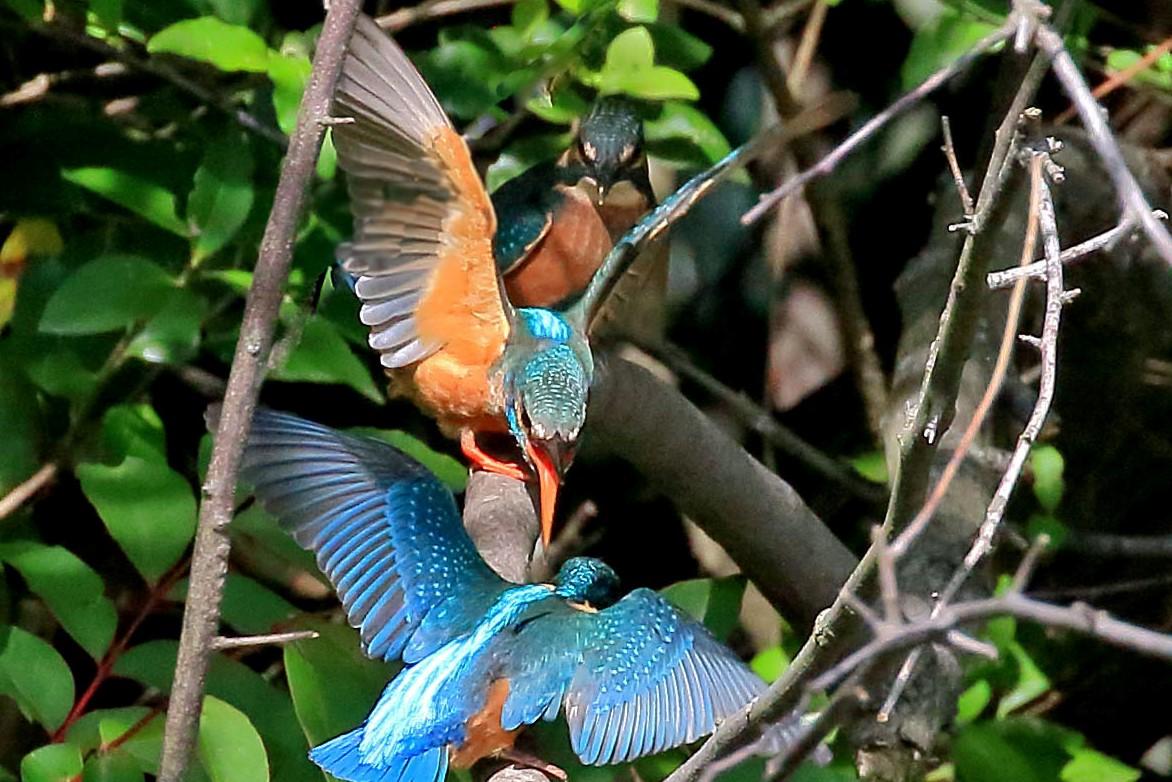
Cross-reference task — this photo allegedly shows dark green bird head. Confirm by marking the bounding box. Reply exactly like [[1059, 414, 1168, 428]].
[[553, 557, 621, 608], [564, 96, 648, 204], [500, 308, 594, 547]]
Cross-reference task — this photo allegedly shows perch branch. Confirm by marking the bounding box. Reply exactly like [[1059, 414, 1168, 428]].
[[1054, 34, 1172, 125], [639, 340, 885, 504], [588, 357, 858, 629], [156, 3, 363, 781]]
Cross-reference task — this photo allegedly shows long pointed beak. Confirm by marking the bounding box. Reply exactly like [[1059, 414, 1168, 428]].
[[526, 442, 561, 548]]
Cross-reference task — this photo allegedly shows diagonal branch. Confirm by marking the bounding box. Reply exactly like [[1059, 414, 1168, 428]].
[[156, 3, 363, 780]]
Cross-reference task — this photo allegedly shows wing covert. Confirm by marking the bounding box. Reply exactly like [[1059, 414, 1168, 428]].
[[493, 589, 765, 765], [237, 408, 508, 662], [332, 15, 509, 370]]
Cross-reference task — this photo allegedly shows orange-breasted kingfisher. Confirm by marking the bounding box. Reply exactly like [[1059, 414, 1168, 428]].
[[238, 408, 811, 782], [331, 16, 755, 546], [491, 96, 667, 335]]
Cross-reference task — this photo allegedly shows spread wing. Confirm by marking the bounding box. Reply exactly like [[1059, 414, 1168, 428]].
[[332, 15, 509, 369], [491, 161, 559, 275], [491, 589, 765, 765], [237, 408, 510, 663]]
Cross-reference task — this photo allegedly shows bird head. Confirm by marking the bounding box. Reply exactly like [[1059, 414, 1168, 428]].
[[502, 310, 593, 548], [566, 97, 647, 205], [553, 557, 620, 607]]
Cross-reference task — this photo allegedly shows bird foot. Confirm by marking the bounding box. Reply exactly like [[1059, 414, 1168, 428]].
[[497, 748, 567, 781], [461, 430, 530, 482]]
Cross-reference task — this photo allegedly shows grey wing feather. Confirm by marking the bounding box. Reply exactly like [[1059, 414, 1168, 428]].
[[332, 15, 458, 369]]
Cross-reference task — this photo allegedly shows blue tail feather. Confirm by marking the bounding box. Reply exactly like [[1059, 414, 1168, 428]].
[[309, 727, 450, 782]]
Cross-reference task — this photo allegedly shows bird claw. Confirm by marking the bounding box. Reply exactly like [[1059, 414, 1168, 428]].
[[461, 430, 530, 481], [497, 748, 567, 781]]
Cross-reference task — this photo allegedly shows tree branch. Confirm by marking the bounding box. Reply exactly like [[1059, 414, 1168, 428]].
[[587, 357, 857, 630], [156, 3, 363, 780]]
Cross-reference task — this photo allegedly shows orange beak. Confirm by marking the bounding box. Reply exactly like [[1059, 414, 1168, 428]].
[[525, 441, 562, 548]]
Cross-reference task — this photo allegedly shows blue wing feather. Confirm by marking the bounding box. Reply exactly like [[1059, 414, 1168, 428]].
[[492, 588, 766, 766], [238, 408, 508, 662]]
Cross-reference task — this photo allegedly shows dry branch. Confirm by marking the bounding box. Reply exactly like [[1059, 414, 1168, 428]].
[[156, 3, 363, 780]]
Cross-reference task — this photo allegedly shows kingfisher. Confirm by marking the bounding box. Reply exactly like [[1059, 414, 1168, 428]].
[[330, 16, 704, 546], [491, 96, 667, 336], [238, 408, 808, 782]]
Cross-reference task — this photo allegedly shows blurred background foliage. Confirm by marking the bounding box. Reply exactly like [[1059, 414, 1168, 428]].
[[0, 0, 1170, 780]]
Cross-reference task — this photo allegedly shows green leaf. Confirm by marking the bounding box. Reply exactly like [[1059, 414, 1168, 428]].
[[0, 542, 117, 659], [2, 0, 42, 21], [0, 624, 75, 731], [284, 620, 398, 746], [750, 645, 790, 683], [148, 17, 270, 73], [997, 641, 1051, 717], [0, 358, 43, 496], [82, 750, 145, 782], [89, 0, 123, 30], [511, 0, 549, 37], [125, 289, 206, 365], [63, 169, 188, 237], [198, 696, 270, 782], [645, 102, 732, 165], [170, 573, 298, 635], [660, 576, 746, 640], [349, 428, 468, 492], [266, 53, 311, 136], [1026, 512, 1068, 549], [272, 317, 382, 402], [189, 136, 255, 262], [1061, 749, 1140, 782], [101, 404, 167, 463], [618, 0, 658, 22], [954, 719, 1079, 782], [595, 28, 698, 100], [644, 23, 712, 71], [1030, 445, 1064, 513], [228, 505, 324, 593], [39, 255, 175, 335], [207, 0, 260, 26], [20, 744, 83, 782], [77, 457, 197, 583], [956, 679, 992, 725], [94, 711, 164, 776], [525, 88, 590, 125], [901, 11, 999, 90]]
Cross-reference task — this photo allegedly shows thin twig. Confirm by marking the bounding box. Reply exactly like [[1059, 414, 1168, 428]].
[[986, 210, 1168, 289], [0, 463, 59, 521], [1055, 34, 1172, 125], [1035, 25, 1172, 266], [156, 3, 363, 780], [941, 116, 975, 216], [211, 630, 319, 650], [639, 340, 886, 504], [1063, 530, 1172, 559], [377, 0, 514, 31], [785, 0, 827, 95], [808, 592, 1172, 695], [742, 19, 1016, 226]]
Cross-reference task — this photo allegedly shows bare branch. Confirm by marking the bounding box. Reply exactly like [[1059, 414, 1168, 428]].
[[986, 210, 1168, 289], [941, 116, 975, 217], [157, 3, 364, 780], [639, 340, 885, 504], [211, 631, 319, 651], [0, 463, 59, 522], [1035, 25, 1172, 266]]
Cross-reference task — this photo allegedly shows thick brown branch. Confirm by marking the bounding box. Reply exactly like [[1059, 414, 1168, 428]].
[[156, 3, 363, 780], [587, 357, 857, 630]]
